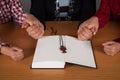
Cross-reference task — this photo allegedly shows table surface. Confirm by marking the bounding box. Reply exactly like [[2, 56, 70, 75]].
[[0, 21, 120, 80]]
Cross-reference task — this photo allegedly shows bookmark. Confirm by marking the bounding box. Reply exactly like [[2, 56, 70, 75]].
[[59, 36, 67, 53]]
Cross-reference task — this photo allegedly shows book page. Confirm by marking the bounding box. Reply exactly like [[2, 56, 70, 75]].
[[32, 36, 65, 68], [32, 35, 96, 68], [64, 36, 96, 68]]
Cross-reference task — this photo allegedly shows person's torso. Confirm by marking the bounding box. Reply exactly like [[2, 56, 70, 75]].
[[45, 0, 81, 21], [110, 0, 120, 21]]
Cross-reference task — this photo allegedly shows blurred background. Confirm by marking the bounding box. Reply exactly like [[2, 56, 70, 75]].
[[20, 0, 101, 13]]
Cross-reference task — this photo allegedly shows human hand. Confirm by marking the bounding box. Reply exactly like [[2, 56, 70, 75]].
[[22, 13, 44, 39], [1, 46, 24, 61], [77, 16, 99, 40], [25, 24, 44, 39], [102, 41, 120, 56]]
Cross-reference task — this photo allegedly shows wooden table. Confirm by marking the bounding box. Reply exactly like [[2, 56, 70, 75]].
[[0, 21, 120, 80]]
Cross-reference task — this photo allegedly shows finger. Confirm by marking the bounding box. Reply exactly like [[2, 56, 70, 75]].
[[102, 41, 115, 46], [103, 47, 113, 56], [78, 27, 87, 40], [82, 26, 93, 37], [78, 26, 87, 36], [31, 33, 41, 39], [80, 24, 93, 35], [90, 26, 97, 35], [11, 53, 24, 61], [29, 26, 39, 35], [104, 50, 116, 56], [103, 46, 117, 56], [30, 28, 44, 39], [21, 22, 26, 28], [38, 28, 44, 38], [87, 25, 97, 35], [78, 22, 88, 33], [78, 35, 87, 40], [26, 26, 35, 35], [28, 24, 41, 33], [11, 47, 23, 52], [28, 25, 41, 36], [28, 24, 44, 38], [78, 26, 93, 40], [22, 22, 30, 28], [78, 32, 88, 40]]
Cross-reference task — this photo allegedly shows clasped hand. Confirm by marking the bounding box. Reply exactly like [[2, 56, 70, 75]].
[[22, 13, 44, 39]]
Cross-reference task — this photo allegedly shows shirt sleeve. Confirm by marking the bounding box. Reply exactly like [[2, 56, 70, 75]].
[[79, 0, 96, 24], [113, 38, 120, 43], [95, 0, 110, 28], [30, 0, 45, 26], [10, 0, 26, 24]]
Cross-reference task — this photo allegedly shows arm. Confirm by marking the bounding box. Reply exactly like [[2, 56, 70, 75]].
[[77, 0, 97, 40], [77, 0, 110, 40], [0, 41, 24, 61], [30, 0, 46, 26], [10, 0, 44, 39], [10, 0, 26, 24], [79, 0, 96, 23], [95, 0, 110, 28]]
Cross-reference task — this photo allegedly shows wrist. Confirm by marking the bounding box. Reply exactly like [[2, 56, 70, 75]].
[[0, 46, 12, 56], [0, 41, 10, 54]]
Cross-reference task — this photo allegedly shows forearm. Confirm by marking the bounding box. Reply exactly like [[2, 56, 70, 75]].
[[11, 0, 26, 24], [95, 0, 110, 28], [80, 0, 96, 23], [30, 10, 45, 26], [30, 0, 46, 27]]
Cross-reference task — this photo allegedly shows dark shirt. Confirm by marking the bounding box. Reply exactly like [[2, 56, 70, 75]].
[[30, 0, 96, 26]]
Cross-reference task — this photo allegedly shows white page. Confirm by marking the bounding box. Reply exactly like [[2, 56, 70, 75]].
[[32, 35, 96, 68], [32, 36, 65, 68], [64, 36, 96, 68]]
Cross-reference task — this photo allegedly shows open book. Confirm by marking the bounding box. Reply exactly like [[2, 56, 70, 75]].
[[32, 35, 96, 68]]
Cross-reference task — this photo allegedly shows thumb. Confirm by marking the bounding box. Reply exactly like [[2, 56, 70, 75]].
[[26, 20, 33, 26], [102, 41, 114, 46], [11, 47, 23, 52], [88, 25, 98, 35]]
